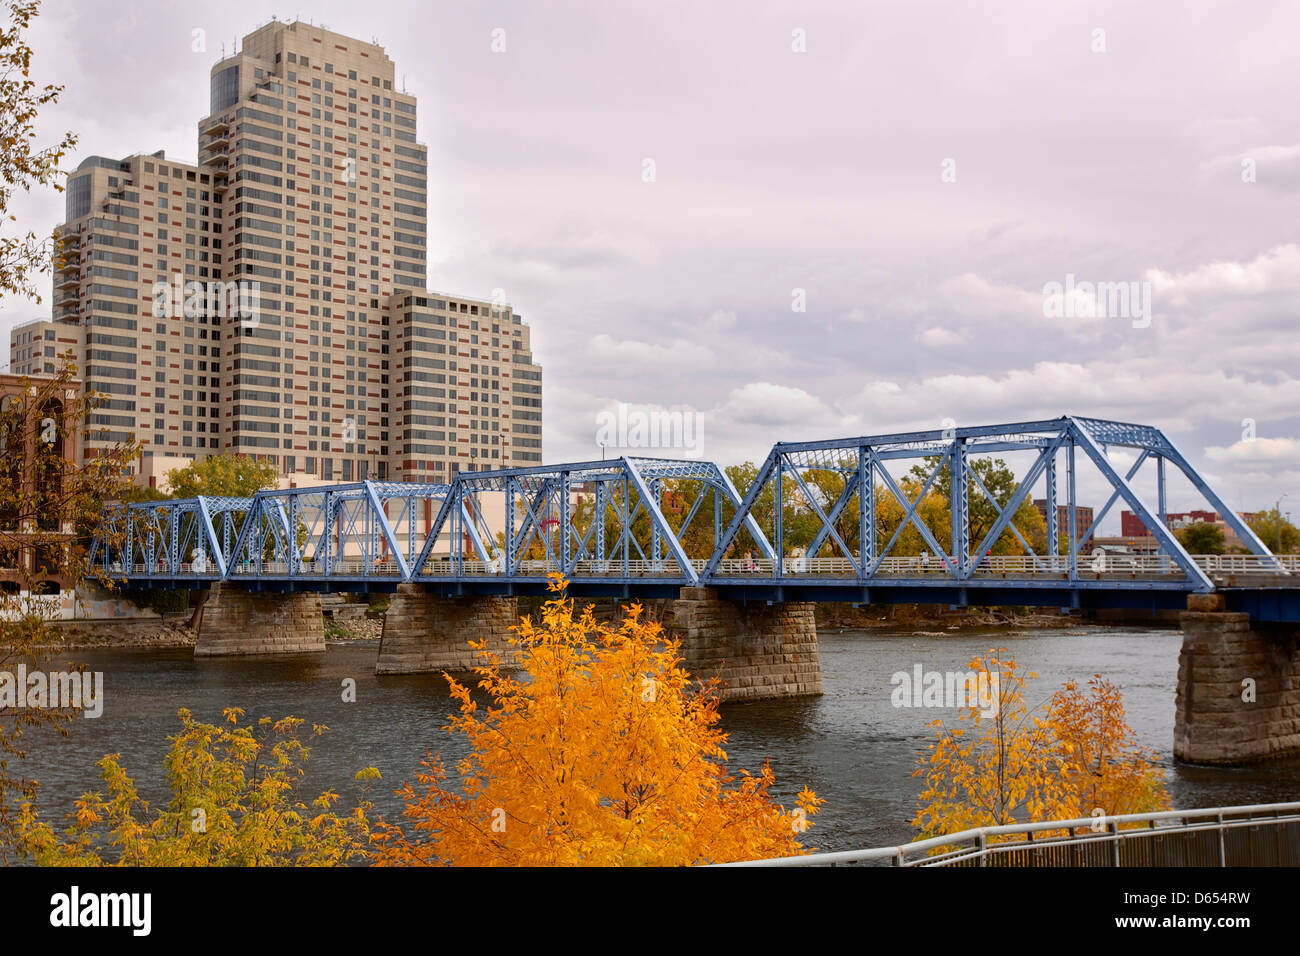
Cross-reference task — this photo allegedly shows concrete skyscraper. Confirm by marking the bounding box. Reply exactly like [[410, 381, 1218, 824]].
[[11, 18, 542, 487]]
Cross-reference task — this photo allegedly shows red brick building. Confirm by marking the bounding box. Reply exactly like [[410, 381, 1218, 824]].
[[0, 372, 81, 592], [1033, 499, 1094, 539], [1120, 509, 1259, 549]]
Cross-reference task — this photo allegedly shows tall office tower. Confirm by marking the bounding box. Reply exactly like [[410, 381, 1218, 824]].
[[24, 19, 542, 485]]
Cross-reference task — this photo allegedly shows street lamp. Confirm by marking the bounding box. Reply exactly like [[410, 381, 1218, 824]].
[[1276, 494, 1289, 554]]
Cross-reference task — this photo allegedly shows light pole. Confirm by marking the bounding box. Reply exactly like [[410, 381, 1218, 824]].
[[600, 440, 606, 461], [1276, 494, 1289, 553]]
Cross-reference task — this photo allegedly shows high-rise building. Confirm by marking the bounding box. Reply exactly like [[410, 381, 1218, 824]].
[[17, 19, 542, 486]]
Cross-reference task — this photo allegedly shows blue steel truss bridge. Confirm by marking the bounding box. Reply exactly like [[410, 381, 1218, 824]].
[[88, 416, 1300, 622]]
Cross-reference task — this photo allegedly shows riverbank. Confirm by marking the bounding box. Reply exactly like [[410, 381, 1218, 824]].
[[812, 603, 1177, 630], [40, 618, 197, 650], [24, 613, 384, 651], [14, 598, 1174, 651]]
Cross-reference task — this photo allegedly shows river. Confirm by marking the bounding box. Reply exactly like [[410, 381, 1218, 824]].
[[18, 624, 1300, 855]]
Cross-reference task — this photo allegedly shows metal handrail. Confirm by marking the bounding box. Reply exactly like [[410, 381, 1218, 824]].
[[722, 801, 1300, 867], [112, 552, 1300, 581]]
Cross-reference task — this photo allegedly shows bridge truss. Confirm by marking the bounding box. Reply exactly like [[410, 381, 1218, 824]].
[[89, 416, 1290, 607], [704, 415, 1283, 596]]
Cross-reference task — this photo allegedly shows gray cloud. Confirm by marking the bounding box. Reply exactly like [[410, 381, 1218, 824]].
[[4, 0, 1298, 527]]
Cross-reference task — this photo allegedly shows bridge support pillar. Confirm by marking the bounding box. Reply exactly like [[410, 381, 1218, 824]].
[[194, 583, 326, 657], [376, 584, 517, 675], [1175, 594, 1300, 764], [670, 588, 822, 701]]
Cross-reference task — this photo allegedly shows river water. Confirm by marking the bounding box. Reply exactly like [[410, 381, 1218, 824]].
[[19, 624, 1300, 855]]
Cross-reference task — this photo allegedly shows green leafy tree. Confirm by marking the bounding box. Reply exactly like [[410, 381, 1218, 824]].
[[165, 454, 279, 499], [1177, 521, 1226, 555], [1248, 508, 1299, 554], [906, 455, 1047, 556], [17, 708, 375, 865]]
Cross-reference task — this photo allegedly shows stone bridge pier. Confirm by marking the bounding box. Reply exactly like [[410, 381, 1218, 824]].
[[1175, 594, 1300, 764], [376, 584, 518, 674], [370, 584, 822, 701], [194, 583, 326, 656], [670, 588, 822, 701]]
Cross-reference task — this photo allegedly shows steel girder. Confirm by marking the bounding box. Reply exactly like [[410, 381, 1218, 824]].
[[408, 455, 765, 584], [90, 416, 1286, 594], [702, 416, 1279, 592], [90, 495, 253, 580], [223, 481, 453, 580]]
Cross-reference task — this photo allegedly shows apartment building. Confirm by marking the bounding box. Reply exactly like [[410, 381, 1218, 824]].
[[1032, 498, 1095, 542], [17, 19, 542, 486]]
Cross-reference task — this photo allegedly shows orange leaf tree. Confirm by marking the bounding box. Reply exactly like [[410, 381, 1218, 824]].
[[1046, 675, 1169, 820], [912, 651, 1169, 840], [372, 575, 822, 866]]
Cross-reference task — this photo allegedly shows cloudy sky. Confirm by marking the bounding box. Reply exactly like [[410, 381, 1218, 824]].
[[5, 0, 1299, 527]]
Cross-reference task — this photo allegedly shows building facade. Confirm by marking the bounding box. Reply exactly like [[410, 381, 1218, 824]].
[[0, 372, 80, 592], [1032, 498, 1095, 542], [15, 19, 541, 485], [1120, 508, 1258, 550]]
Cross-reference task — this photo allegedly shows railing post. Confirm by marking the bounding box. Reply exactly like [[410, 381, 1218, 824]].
[[1110, 820, 1121, 867], [976, 831, 987, 866], [1218, 811, 1227, 866]]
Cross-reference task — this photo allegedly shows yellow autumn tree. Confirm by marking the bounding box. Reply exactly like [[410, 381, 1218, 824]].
[[1047, 675, 1169, 820], [372, 575, 822, 866], [912, 652, 1169, 841], [16, 708, 375, 866], [912, 653, 1060, 837]]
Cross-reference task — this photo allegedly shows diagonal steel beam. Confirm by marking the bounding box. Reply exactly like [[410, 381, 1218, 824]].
[[787, 463, 858, 570], [623, 459, 699, 583], [871, 452, 951, 574], [806, 472, 862, 563], [1068, 419, 1213, 591], [1076, 449, 1149, 549], [968, 437, 1063, 567]]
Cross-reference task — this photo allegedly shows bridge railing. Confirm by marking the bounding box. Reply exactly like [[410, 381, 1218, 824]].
[[415, 558, 703, 578], [705, 554, 1300, 578], [1196, 554, 1300, 574], [106, 551, 1300, 583], [225, 559, 408, 578], [720, 801, 1300, 867]]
